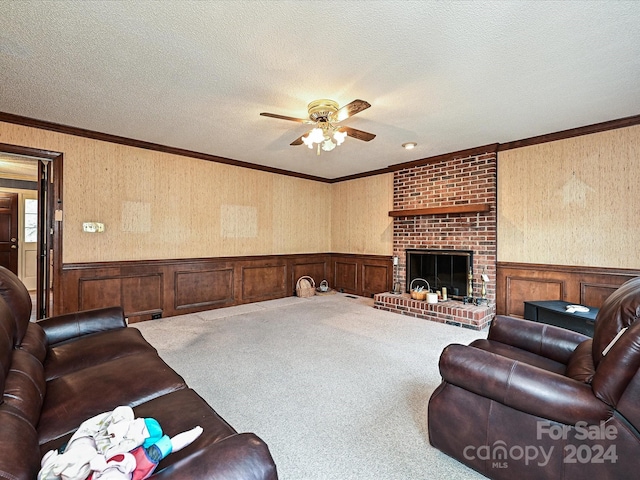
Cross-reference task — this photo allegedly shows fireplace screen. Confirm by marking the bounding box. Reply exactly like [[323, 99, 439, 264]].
[[406, 249, 472, 298]]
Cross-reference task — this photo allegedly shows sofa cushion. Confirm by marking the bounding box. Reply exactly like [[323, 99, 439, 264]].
[[0, 302, 15, 395], [38, 352, 187, 446], [0, 265, 32, 343], [44, 327, 158, 381], [38, 390, 278, 480], [3, 349, 45, 426], [19, 322, 48, 363], [149, 433, 278, 480], [0, 407, 41, 480], [40, 388, 241, 465], [133, 388, 238, 471]]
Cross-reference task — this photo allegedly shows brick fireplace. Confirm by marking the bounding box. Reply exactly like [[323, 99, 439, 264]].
[[374, 149, 497, 329]]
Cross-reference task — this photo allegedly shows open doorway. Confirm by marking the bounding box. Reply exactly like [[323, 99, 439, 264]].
[[0, 144, 63, 319], [0, 190, 37, 284]]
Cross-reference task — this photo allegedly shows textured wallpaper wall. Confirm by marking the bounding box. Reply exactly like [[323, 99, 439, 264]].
[[0, 121, 395, 263], [330, 174, 394, 256], [4, 118, 635, 268], [0, 122, 336, 262], [498, 124, 640, 268]]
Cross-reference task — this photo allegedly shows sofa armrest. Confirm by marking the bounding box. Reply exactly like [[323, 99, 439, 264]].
[[439, 344, 612, 426], [488, 315, 590, 364], [150, 433, 278, 480], [37, 306, 126, 346]]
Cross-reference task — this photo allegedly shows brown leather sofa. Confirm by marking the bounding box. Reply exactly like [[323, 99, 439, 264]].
[[0, 266, 278, 479], [429, 276, 640, 479]]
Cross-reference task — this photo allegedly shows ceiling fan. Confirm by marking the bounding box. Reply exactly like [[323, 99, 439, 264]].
[[260, 99, 376, 154]]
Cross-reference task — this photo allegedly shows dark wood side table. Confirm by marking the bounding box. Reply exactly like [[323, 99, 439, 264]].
[[523, 300, 599, 337]]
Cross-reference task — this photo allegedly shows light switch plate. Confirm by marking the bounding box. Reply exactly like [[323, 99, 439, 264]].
[[83, 222, 105, 233]]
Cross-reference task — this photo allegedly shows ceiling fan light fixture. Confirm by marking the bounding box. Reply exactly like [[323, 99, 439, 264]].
[[322, 139, 336, 152], [303, 127, 325, 148], [303, 123, 344, 154], [333, 130, 347, 145]]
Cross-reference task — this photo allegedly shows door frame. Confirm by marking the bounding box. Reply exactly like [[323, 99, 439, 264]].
[[0, 143, 63, 319]]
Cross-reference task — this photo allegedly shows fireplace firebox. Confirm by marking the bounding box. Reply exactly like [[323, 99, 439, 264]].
[[406, 249, 473, 298]]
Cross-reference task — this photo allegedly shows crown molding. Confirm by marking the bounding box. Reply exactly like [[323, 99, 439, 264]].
[[0, 112, 331, 183], [2, 111, 639, 184], [497, 113, 640, 151]]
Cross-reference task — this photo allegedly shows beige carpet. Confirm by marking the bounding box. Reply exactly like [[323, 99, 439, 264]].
[[135, 293, 487, 480]]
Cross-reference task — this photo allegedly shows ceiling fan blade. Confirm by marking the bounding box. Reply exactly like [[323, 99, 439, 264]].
[[333, 99, 371, 122], [290, 135, 305, 146], [260, 112, 309, 123], [341, 126, 376, 142]]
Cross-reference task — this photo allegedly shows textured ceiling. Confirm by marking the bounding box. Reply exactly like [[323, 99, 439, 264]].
[[1, 1, 639, 179]]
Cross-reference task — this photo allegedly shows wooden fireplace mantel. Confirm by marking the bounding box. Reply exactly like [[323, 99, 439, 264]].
[[388, 203, 490, 217]]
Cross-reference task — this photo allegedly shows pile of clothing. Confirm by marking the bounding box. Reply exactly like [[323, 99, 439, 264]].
[[38, 406, 202, 480]]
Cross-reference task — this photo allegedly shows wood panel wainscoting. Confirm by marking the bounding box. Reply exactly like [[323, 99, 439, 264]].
[[497, 262, 640, 318], [59, 253, 393, 323]]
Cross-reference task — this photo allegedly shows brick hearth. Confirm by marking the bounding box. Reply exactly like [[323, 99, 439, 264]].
[[374, 292, 494, 330]]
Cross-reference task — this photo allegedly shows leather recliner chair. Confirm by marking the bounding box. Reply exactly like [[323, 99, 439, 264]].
[[428, 276, 640, 479]]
